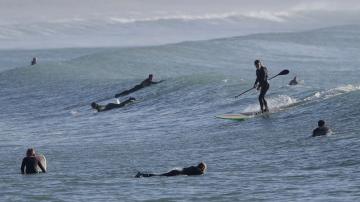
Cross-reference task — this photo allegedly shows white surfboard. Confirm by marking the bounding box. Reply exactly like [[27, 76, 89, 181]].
[[36, 154, 47, 173], [215, 114, 250, 121]]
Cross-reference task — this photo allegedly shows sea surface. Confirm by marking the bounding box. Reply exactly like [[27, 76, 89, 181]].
[[1, 25, 360, 201]]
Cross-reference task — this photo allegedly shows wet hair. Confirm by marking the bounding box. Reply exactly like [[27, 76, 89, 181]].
[[26, 148, 35, 157], [197, 162, 207, 172], [91, 102, 97, 109], [149, 74, 153, 78], [254, 59, 260, 65], [318, 120, 325, 127]]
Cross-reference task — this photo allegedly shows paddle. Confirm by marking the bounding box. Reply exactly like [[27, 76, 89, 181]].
[[268, 69, 289, 80], [234, 69, 289, 98]]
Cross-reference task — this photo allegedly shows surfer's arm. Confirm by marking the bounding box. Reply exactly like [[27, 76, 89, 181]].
[[254, 79, 259, 89], [254, 71, 259, 88], [151, 80, 165, 84], [21, 159, 26, 174]]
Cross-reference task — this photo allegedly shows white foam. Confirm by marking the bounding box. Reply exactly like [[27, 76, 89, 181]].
[[305, 84, 360, 101], [70, 110, 79, 116], [243, 95, 297, 113]]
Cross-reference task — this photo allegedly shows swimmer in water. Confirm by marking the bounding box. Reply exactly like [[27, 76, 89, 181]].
[[21, 148, 46, 174]]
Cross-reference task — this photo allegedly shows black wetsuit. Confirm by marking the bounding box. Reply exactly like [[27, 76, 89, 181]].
[[289, 78, 298, 85], [21, 156, 45, 174], [312, 126, 330, 137], [137, 166, 204, 177], [181, 166, 203, 176], [254, 66, 269, 112], [115, 79, 162, 97], [94, 98, 134, 112]]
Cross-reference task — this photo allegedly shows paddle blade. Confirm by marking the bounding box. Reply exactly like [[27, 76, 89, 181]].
[[278, 69, 289, 75]]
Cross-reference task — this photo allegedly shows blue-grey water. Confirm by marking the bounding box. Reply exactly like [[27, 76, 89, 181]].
[[1, 25, 360, 201]]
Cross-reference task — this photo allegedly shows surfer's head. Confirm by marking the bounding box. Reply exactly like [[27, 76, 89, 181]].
[[318, 120, 325, 127], [26, 148, 35, 157], [148, 74, 153, 81], [91, 102, 98, 109], [254, 59, 261, 69], [197, 162, 207, 173]]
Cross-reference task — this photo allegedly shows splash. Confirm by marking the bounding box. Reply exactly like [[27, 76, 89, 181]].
[[305, 84, 360, 101], [243, 95, 297, 113]]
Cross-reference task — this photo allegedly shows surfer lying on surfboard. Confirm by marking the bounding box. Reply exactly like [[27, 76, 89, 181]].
[[21, 148, 46, 174], [91, 97, 136, 112], [135, 162, 207, 178], [115, 74, 164, 98]]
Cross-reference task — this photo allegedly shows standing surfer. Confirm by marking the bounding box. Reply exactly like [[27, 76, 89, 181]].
[[253, 59, 269, 113]]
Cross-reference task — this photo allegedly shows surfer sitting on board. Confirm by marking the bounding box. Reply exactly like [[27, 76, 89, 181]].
[[253, 59, 269, 113], [135, 162, 207, 178], [21, 148, 46, 174], [289, 76, 298, 85], [31, 57, 37, 65], [115, 74, 164, 98], [312, 120, 331, 137], [91, 97, 136, 112]]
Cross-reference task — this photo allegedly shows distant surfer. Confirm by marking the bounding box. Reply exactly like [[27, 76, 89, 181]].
[[115, 74, 164, 98], [135, 162, 207, 178], [312, 120, 331, 137], [21, 148, 46, 174], [31, 57, 37, 65], [91, 97, 136, 112], [253, 59, 269, 113], [289, 76, 298, 85]]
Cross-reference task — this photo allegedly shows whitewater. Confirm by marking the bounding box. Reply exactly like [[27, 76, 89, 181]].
[[1, 22, 360, 201]]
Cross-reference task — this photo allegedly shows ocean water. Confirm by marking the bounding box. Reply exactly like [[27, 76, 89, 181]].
[[1, 25, 360, 201]]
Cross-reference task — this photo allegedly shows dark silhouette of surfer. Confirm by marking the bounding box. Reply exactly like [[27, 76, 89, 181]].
[[115, 74, 164, 98], [253, 60, 269, 113], [312, 120, 331, 137], [21, 148, 46, 174], [135, 162, 207, 178], [289, 76, 298, 85], [91, 97, 136, 112], [31, 57, 37, 65]]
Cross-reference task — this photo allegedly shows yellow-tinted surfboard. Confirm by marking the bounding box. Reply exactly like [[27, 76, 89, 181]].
[[216, 111, 267, 121]]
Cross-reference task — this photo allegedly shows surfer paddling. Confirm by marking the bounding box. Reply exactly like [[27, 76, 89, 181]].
[[91, 97, 136, 112], [115, 74, 164, 98], [312, 120, 331, 137], [21, 148, 46, 174], [135, 162, 207, 178], [253, 59, 270, 113]]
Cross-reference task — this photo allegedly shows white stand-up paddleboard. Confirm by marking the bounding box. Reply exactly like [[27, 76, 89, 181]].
[[36, 154, 47, 173], [216, 111, 268, 121], [215, 114, 250, 121]]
